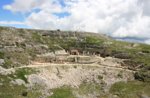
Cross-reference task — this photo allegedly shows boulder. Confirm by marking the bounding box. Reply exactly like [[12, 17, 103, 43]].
[[0, 59, 4, 65]]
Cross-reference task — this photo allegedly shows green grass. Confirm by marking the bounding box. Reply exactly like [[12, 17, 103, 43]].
[[0, 69, 41, 98], [14, 68, 37, 83], [110, 81, 150, 98], [71, 82, 105, 98], [134, 65, 150, 82], [0, 51, 4, 59], [0, 84, 42, 98], [77, 82, 102, 95], [32, 32, 43, 43], [49, 87, 76, 98], [85, 36, 104, 45], [0, 68, 37, 83]]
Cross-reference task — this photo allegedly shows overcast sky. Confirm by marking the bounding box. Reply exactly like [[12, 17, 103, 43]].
[[0, 0, 150, 44]]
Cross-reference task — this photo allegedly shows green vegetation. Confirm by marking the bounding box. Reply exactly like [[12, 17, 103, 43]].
[[0, 51, 4, 59], [49, 87, 76, 98], [0, 68, 41, 98], [98, 75, 103, 80], [2, 51, 29, 68], [110, 81, 150, 98], [14, 68, 37, 83], [2, 59, 12, 68], [49, 83, 103, 98], [85, 36, 103, 45], [117, 71, 123, 78], [0, 84, 41, 98], [32, 32, 43, 43], [74, 82, 104, 97], [134, 65, 150, 82]]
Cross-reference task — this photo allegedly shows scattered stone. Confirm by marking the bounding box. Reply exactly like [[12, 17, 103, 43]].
[[10, 79, 26, 85], [0, 59, 4, 65], [140, 94, 150, 98], [0, 66, 15, 75], [0, 83, 3, 86]]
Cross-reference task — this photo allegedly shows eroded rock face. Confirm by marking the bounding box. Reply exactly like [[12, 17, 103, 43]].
[[0, 56, 135, 98], [27, 64, 134, 91]]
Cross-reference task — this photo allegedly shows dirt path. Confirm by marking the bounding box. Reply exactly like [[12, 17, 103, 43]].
[[15, 62, 133, 72]]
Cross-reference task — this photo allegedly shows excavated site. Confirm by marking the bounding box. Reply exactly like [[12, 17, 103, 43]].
[[29, 50, 134, 87], [2, 50, 134, 98]]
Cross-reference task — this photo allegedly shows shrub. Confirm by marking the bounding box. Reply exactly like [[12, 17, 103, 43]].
[[2, 59, 13, 68], [134, 65, 150, 82], [14, 68, 37, 83], [32, 32, 43, 43], [0, 51, 4, 59], [85, 36, 102, 45]]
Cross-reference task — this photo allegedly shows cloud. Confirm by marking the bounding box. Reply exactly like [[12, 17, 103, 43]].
[[138, 0, 150, 16], [112, 15, 150, 38], [145, 39, 150, 45], [0, 21, 24, 25], [3, 0, 150, 44], [3, 0, 40, 12], [3, 0, 65, 13]]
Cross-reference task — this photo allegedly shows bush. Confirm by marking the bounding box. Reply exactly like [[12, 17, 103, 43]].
[[2, 59, 13, 68], [85, 36, 102, 46], [121, 60, 141, 70], [14, 68, 37, 83], [32, 32, 43, 43], [0, 52, 4, 59], [111, 50, 131, 59], [100, 48, 112, 57], [22, 91, 28, 96], [134, 65, 150, 82]]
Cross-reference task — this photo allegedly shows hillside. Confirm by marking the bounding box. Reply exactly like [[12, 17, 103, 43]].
[[0, 26, 150, 98]]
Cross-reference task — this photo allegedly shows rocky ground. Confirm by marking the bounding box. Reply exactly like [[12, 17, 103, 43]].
[[0, 55, 135, 98]]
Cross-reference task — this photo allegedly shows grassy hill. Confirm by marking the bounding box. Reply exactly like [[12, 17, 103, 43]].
[[0, 26, 150, 98]]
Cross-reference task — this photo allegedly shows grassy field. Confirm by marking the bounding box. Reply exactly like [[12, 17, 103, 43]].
[[110, 81, 150, 98], [49, 87, 76, 98]]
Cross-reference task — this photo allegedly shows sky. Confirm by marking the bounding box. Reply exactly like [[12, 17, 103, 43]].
[[0, 0, 150, 44]]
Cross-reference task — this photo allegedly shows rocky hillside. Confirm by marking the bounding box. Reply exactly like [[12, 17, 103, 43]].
[[0, 26, 150, 98]]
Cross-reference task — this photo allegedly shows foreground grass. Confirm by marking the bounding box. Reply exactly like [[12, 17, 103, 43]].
[[0, 68, 40, 98], [76, 82, 103, 95], [110, 81, 150, 98], [0, 84, 41, 98], [49, 87, 76, 98], [49, 82, 103, 98]]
